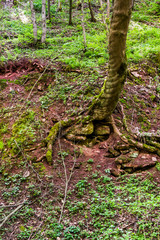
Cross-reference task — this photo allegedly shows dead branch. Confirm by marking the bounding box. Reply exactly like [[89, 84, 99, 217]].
[[58, 125, 77, 223], [0, 204, 24, 229]]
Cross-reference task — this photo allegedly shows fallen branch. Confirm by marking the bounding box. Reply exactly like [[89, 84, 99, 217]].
[[0, 201, 27, 209], [0, 204, 24, 229]]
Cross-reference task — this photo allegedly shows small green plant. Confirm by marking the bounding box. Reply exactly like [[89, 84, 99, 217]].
[[87, 158, 94, 164]]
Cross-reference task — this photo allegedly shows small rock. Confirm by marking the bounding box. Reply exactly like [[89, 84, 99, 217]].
[[94, 125, 110, 136], [129, 151, 139, 158], [71, 122, 94, 136], [74, 162, 82, 169], [108, 148, 121, 157], [104, 152, 115, 158], [23, 170, 30, 178], [115, 156, 132, 166], [146, 109, 150, 114], [121, 150, 130, 155], [66, 134, 86, 141], [132, 71, 141, 78], [114, 144, 130, 151], [37, 84, 43, 91], [152, 157, 157, 162], [111, 168, 121, 177]]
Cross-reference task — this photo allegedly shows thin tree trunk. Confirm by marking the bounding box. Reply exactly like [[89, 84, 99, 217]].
[[41, 0, 46, 43], [69, 0, 72, 25], [99, 0, 105, 24], [48, 0, 51, 22], [132, 0, 135, 10], [107, 0, 110, 19], [57, 0, 62, 11], [88, 0, 96, 22], [29, 0, 37, 43], [89, 0, 132, 121], [81, 0, 87, 51]]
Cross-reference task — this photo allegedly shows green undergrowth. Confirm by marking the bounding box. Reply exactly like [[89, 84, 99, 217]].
[[0, 109, 42, 163], [39, 70, 101, 111], [0, 171, 159, 239], [0, 1, 159, 67], [133, 0, 160, 23]]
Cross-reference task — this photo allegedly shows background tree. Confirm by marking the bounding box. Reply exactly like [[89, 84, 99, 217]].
[[88, 0, 96, 22], [69, 0, 73, 25], [29, 0, 38, 43], [41, 0, 46, 43], [47, 0, 51, 22]]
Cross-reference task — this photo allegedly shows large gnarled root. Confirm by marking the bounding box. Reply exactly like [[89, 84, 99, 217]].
[[45, 116, 92, 164], [45, 119, 74, 164], [111, 116, 160, 156], [45, 113, 159, 165], [45, 115, 112, 164]]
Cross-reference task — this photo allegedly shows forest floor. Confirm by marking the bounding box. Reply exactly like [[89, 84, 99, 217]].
[[0, 1, 160, 239]]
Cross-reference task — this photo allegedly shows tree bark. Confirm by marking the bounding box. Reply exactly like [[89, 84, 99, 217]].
[[29, 0, 37, 43], [41, 0, 46, 43], [99, 0, 105, 24], [89, 0, 132, 121], [69, 0, 72, 25], [81, 0, 87, 51], [88, 0, 96, 22], [57, 0, 62, 11], [107, 0, 110, 19], [48, 0, 51, 22]]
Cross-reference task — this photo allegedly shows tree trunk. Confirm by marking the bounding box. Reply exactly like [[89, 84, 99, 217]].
[[48, 0, 51, 22], [69, 0, 72, 25], [41, 0, 46, 43], [88, 0, 96, 22], [89, 0, 132, 121], [29, 0, 37, 43], [57, 0, 62, 11], [81, 0, 87, 51], [107, 0, 110, 19], [99, 0, 105, 24]]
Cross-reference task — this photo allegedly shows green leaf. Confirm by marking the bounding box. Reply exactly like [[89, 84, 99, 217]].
[[0, 140, 4, 150]]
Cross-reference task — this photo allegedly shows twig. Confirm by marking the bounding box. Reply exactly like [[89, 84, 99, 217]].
[[0, 201, 27, 209], [0, 204, 24, 229], [58, 123, 77, 223], [28, 221, 43, 240]]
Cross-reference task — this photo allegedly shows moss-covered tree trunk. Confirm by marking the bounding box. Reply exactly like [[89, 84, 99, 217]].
[[89, 0, 132, 121], [45, 0, 133, 164]]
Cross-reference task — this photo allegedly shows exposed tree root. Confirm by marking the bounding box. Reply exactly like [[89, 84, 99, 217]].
[[45, 113, 160, 165], [113, 106, 160, 156], [45, 119, 75, 164]]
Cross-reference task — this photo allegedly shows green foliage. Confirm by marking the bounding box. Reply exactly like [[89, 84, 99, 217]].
[[8, 110, 37, 154], [17, 227, 32, 240], [133, 0, 160, 22], [127, 23, 160, 62]]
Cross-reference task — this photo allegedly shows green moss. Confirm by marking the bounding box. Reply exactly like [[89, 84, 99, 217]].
[[46, 119, 74, 164], [46, 150, 52, 165], [0, 79, 7, 90], [9, 110, 37, 154], [143, 144, 157, 153]]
